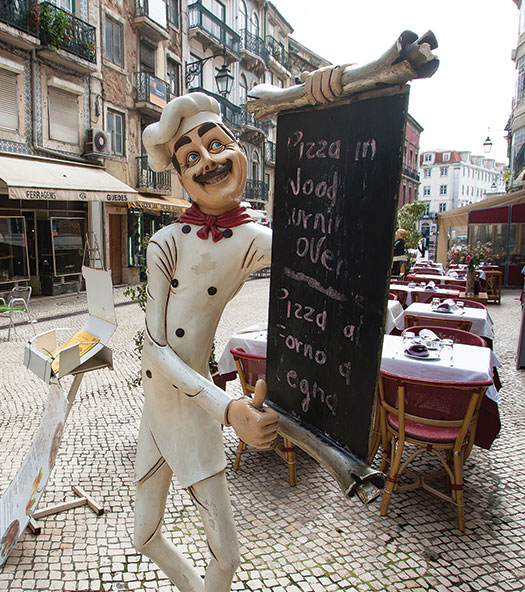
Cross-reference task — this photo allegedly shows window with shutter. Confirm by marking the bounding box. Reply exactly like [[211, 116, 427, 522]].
[[0, 69, 19, 132], [48, 87, 79, 144]]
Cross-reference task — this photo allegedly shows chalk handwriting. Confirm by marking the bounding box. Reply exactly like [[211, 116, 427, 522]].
[[289, 168, 338, 204], [295, 235, 345, 277], [339, 362, 352, 386], [283, 267, 346, 302], [278, 288, 327, 331], [279, 332, 327, 366], [354, 139, 377, 161], [286, 370, 337, 416], [288, 208, 343, 235], [287, 131, 341, 161]]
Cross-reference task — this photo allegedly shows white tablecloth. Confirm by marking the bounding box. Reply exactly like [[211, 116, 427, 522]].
[[382, 335, 500, 403], [217, 323, 268, 374], [390, 284, 461, 306], [394, 302, 495, 340], [385, 300, 403, 334]]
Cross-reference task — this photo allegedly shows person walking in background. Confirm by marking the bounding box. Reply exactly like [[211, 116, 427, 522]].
[[392, 228, 407, 275]]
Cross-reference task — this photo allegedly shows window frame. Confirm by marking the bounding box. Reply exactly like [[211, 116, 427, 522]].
[[107, 108, 125, 156], [105, 16, 123, 67]]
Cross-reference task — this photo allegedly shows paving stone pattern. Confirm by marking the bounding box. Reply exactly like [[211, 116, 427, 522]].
[[0, 282, 524, 591]]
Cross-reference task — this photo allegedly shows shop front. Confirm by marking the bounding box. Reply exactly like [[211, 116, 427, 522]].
[[0, 154, 137, 295], [436, 189, 525, 287]]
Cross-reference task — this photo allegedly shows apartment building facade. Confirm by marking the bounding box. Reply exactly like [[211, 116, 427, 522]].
[[0, 0, 329, 293]]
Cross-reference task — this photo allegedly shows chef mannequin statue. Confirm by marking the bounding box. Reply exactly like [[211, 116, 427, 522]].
[[134, 67, 345, 592]]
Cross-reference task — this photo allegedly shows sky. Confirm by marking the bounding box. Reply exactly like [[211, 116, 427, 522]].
[[271, 0, 519, 165]]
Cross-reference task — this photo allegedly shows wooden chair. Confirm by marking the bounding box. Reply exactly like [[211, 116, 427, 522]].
[[411, 290, 441, 304], [485, 271, 502, 305], [0, 286, 35, 340], [401, 325, 488, 347], [388, 292, 397, 301], [404, 314, 472, 332], [377, 370, 492, 531], [453, 298, 487, 310], [389, 289, 408, 308], [230, 347, 296, 486], [442, 280, 467, 289]]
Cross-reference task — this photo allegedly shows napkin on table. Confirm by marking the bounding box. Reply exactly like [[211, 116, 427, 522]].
[[405, 343, 430, 357]]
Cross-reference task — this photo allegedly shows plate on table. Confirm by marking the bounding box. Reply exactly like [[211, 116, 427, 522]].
[[404, 350, 441, 361]]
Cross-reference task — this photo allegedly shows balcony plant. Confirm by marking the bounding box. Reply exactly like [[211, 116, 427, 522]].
[[39, 2, 71, 51], [448, 241, 492, 295]]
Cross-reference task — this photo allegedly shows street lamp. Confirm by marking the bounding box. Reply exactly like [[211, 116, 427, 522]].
[[214, 63, 234, 97], [185, 56, 234, 98], [483, 130, 493, 154]]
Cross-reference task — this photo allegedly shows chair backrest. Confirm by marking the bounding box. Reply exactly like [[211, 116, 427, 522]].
[[411, 291, 439, 304], [453, 297, 487, 310], [412, 267, 438, 275], [388, 292, 397, 300], [390, 279, 411, 285], [443, 278, 466, 287], [378, 370, 491, 437], [389, 288, 407, 308], [230, 347, 266, 397], [404, 314, 473, 332], [8, 285, 31, 306], [400, 325, 488, 347]]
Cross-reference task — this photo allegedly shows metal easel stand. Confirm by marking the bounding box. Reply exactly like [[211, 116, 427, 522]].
[[27, 361, 110, 534]]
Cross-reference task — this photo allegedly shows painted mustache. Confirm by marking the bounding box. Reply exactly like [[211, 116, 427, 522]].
[[193, 159, 232, 184]]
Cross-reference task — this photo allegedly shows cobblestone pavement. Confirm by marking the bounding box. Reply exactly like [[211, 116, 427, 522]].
[[0, 282, 524, 592]]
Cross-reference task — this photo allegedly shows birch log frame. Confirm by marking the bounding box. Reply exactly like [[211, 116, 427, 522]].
[[247, 30, 439, 120]]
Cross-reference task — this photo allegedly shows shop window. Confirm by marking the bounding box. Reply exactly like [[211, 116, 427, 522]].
[[509, 223, 525, 265], [107, 109, 124, 155], [50, 218, 85, 275], [48, 87, 79, 144], [0, 217, 29, 283], [105, 17, 122, 66], [0, 69, 19, 131], [128, 211, 145, 267]]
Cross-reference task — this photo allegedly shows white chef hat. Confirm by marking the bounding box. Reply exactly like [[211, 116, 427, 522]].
[[142, 92, 222, 172]]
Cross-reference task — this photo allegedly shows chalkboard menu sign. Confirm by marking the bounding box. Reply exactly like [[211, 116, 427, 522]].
[[266, 90, 408, 461]]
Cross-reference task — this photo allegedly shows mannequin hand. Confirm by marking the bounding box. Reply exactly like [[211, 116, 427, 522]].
[[227, 379, 279, 449], [300, 64, 351, 105]]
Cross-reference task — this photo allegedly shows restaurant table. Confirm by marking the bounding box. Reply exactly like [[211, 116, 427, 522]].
[[458, 291, 489, 306], [390, 283, 461, 306], [406, 273, 448, 284], [218, 330, 501, 449], [394, 302, 495, 341], [385, 299, 403, 334], [382, 335, 501, 449]]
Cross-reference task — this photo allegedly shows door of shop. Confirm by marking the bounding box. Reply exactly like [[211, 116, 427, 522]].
[[109, 214, 122, 285]]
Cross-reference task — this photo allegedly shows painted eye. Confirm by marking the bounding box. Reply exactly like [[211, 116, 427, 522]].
[[210, 140, 223, 151], [186, 152, 199, 165]]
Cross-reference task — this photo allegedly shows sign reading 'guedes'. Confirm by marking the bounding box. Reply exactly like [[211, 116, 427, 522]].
[[266, 91, 408, 461]]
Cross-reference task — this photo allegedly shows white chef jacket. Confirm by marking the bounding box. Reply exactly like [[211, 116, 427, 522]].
[[135, 220, 272, 487]]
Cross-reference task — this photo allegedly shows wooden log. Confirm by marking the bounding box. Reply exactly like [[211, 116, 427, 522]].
[[247, 30, 439, 120], [276, 412, 384, 503]]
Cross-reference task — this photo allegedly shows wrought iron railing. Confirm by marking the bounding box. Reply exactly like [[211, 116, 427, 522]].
[[0, 0, 37, 36], [244, 179, 269, 200], [403, 167, 420, 181], [39, 2, 96, 63], [136, 72, 170, 105], [241, 29, 267, 62], [265, 141, 275, 164], [188, 1, 240, 56], [189, 87, 241, 128], [240, 106, 268, 133], [266, 35, 292, 71], [136, 156, 171, 193]]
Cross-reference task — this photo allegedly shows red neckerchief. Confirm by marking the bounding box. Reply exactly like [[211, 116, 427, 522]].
[[176, 203, 253, 242]]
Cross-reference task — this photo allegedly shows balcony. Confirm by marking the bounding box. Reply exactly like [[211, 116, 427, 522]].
[[402, 167, 420, 182], [134, 0, 169, 42], [38, 2, 96, 73], [244, 179, 268, 202], [136, 72, 170, 117], [189, 87, 241, 129], [136, 155, 171, 195], [240, 29, 267, 74], [188, 1, 240, 62], [239, 106, 268, 143], [0, 0, 40, 50], [266, 35, 292, 74], [265, 141, 275, 165]]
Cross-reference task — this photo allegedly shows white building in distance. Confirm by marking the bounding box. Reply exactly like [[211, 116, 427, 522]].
[[418, 150, 507, 215]]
